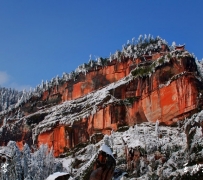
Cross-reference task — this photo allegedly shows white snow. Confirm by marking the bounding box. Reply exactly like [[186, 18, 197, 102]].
[[46, 172, 69, 180], [99, 144, 114, 159], [57, 157, 74, 172]]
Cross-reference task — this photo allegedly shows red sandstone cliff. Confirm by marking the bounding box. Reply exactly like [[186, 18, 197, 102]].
[[0, 39, 203, 157]]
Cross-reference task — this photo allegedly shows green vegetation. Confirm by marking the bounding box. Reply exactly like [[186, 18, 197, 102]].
[[167, 54, 172, 59], [62, 142, 88, 158], [72, 158, 85, 169], [123, 97, 140, 105], [73, 142, 88, 154], [131, 54, 170, 77], [138, 36, 160, 49], [158, 57, 164, 64], [117, 125, 129, 132], [100, 57, 109, 66], [79, 157, 97, 180], [90, 133, 104, 144], [147, 173, 159, 180], [131, 65, 153, 77]]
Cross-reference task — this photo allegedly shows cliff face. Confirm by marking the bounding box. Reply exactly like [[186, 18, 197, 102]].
[[0, 44, 202, 156], [41, 60, 129, 103]]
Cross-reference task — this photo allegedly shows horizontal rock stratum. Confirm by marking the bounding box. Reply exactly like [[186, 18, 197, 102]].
[[0, 37, 203, 157]]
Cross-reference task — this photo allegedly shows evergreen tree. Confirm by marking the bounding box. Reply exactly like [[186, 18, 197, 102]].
[[22, 143, 31, 179], [7, 141, 22, 180]]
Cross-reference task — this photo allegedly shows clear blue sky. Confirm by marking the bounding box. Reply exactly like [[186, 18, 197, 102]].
[[0, 1, 203, 90]]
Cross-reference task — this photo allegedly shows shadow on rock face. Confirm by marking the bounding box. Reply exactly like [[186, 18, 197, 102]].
[[90, 150, 116, 180]]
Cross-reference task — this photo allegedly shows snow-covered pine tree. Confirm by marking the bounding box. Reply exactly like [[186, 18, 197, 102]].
[[35, 144, 48, 180], [45, 80, 49, 90], [7, 141, 22, 180], [55, 75, 59, 85], [22, 143, 31, 179], [155, 120, 160, 139], [103, 135, 111, 147], [0, 87, 23, 111], [45, 146, 55, 178]]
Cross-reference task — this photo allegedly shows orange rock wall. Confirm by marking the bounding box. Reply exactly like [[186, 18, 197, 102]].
[[42, 59, 135, 103], [39, 74, 199, 156], [38, 126, 66, 156], [140, 75, 198, 125], [36, 57, 201, 156]]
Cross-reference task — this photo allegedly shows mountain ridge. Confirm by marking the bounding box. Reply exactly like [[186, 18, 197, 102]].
[[1, 35, 203, 179]]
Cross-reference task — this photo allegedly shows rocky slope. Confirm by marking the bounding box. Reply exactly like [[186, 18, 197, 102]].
[[57, 111, 203, 179]]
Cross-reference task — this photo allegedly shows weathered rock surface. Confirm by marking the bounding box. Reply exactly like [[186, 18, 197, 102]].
[[89, 145, 116, 180]]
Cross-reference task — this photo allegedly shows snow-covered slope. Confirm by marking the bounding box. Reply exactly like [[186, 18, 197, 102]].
[[1, 111, 203, 179], [55, 111, 203, 179]]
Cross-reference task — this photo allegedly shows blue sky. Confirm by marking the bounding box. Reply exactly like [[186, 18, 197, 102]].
[[0, 1, 203, 90]]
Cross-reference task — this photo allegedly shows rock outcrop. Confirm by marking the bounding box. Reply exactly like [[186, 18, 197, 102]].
[[0, 37, 203, 157], [89, 144, 116, 180]]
